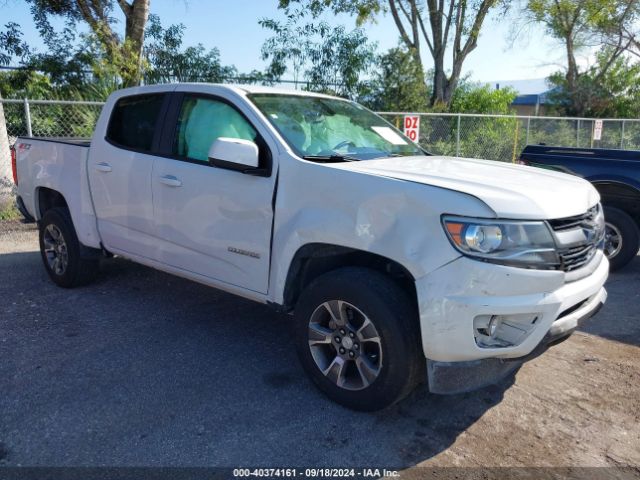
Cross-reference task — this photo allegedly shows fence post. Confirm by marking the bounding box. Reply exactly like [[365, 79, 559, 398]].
[[456, 114, 461, 157], [621, 120, 625, 150], [23, 98, 33, 137], [511, 117, 520, 163], [576, 119, 580, 148], [526, 117, 531, 146]]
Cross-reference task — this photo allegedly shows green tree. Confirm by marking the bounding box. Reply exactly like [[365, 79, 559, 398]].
[[260, 11, 377, 97], [1, 19, 102, 93], [591, 0, 640, 59], [547, 47, 640, 117], [260, 14, 312, 85], [144, 15, 237, 84], [26, 0, 151, 87], [0, 21, 110, 99], [0, 22, 31, 66], [1, 22, 55, 98], [305, 24, 376, 95], [277, 0, 507, 108], [364, 45, 429, 111], [431, 82, 517, 161], [29, 28, 96, 88], [526, 0, 640, 116], [0, 69, 53, 99], [450, 81, 517, 114], [234, 70, 278, 86]]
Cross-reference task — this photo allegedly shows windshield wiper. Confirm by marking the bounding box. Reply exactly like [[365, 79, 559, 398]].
[[302, 154, 360, 163]]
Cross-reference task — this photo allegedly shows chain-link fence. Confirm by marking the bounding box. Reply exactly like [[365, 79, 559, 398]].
[[0, 99, 104, 145], [379, 112, 640, 162], [2, 99, 640, 163]]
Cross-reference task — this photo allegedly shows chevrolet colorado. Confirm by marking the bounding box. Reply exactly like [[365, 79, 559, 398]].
[[12, 84, 608, 410]]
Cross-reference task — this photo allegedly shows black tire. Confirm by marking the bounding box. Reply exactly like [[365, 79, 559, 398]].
[[603, 206, 640, 271], [38, 207, 99, 288], [294, 267, 424, 411]]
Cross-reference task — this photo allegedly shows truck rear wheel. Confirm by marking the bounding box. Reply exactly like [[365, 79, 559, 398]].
[[39, 208, 99, 288], [603, 206, 640, 271], [294, 267, 424, 411]]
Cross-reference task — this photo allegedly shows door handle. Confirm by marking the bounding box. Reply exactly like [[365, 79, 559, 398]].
[[95, 162, 112, 173], [159, 175, 182, 187]]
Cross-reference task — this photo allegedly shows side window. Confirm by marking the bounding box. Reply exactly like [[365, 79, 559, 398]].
[[106, 94, 165, 151], [173, 96, 258, 162]]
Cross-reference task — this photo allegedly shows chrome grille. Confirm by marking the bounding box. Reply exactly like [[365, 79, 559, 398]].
[[559, 244, 598, 271], [548, 206, 599, 231], [548, 206, 601, 272]]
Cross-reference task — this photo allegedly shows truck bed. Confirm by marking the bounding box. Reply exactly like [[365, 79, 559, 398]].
[[14, 136, 101, 249]]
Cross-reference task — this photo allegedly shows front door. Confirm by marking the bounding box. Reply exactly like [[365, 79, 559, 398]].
[[151, 93, 276, 294]]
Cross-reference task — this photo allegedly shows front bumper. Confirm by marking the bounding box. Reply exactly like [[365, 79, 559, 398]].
[[415, 251, 609, 393]]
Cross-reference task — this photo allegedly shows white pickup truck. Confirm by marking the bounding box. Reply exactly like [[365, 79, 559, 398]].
[[12, 84, 609, 411]]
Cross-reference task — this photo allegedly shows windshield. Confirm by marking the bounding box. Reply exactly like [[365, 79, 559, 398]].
[[248, 94, 426, 161]]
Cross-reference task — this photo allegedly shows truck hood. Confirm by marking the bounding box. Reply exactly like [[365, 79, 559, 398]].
[[332, 155, 599, 220]]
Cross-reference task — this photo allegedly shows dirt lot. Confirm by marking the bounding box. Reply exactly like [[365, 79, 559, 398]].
[[0, 220, 638, 476]]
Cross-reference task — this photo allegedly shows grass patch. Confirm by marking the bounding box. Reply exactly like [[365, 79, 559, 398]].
[[0, 202, 20, 220]]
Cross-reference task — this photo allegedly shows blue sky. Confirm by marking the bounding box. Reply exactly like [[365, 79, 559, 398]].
[[0, 0, 569, 91]]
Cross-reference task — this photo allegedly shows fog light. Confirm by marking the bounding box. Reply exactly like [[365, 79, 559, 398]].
[[487, 315, 501, 338], [473, 313, 541, 348]]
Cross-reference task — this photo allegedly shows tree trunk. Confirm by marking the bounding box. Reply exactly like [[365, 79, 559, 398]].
[[0, 94, 14, 211], [442, 77, 457, 106], [565, 36, 582, 116], [431, 63, 446, 107], [122, 0, 150, 87], [441, 57, 465, 106], [76, 0, 151, 87]]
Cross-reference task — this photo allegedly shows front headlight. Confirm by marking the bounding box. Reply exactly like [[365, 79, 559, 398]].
[[442, 216, 559, 268]]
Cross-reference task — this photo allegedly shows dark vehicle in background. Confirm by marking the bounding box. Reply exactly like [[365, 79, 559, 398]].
[[520, 145, 640, 270]]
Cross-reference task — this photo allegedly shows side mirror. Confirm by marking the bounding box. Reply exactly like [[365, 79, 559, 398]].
[[208, 137, 259, 172]]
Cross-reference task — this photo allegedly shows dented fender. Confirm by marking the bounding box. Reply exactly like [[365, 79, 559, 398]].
[[267, 154, 495, 305]]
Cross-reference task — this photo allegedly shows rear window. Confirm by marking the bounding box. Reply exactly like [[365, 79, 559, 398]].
[[106, 94, 165, 151]]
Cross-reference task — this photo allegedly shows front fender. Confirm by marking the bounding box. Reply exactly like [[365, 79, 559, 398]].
[[267, 156, 495, 304]]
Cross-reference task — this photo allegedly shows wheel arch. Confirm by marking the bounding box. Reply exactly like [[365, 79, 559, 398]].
[[592, 180, 640, 226], [281, 243, 417, 313], [36, 186, 69, 220], [34, 186, 102, 252]]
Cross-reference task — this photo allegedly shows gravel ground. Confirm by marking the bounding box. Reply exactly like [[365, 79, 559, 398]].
[[0, 220, 639, 475]]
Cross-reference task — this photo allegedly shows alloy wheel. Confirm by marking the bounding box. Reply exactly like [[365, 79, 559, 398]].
[[43, 224, 69, 275], [604, 222, 623, 259], [307, 300, 383, 391]]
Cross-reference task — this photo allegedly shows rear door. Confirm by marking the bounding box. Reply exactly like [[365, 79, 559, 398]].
[[151, 91, 277, 294], [88, 92, 170, 259]]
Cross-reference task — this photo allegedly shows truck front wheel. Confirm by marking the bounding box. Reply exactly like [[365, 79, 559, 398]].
[[38, 208, 99, 288], [294, 267, 424, 411], [603, 206, 640, 271]]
